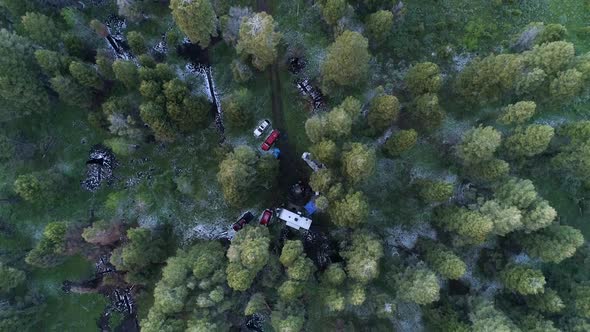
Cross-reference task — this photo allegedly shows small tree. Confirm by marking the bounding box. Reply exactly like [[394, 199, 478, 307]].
[[236, 12, 281, 70], [321, 0, 346, 26], [504, 124, 554, 158], [310, 140, 338, 166], [500, 264, 545, 295], [21, 12, 61, 48], [0, 263, 25, 293], [170, 0, 218, 47], [368, 94, 400, 133], [457, 126, 502, 164], [309, 168, 333, 193], [416, 179, 454, 203], [217, 146, 257, 207], [412, 93, 445, 132], [342, 143, 376, 184], [397, 266, 440, 305], [422, 244, 466, 280], [526, 288, 565, 313], [480, 200, 523, 236], [329, 191, 369, 228], [127, 31, 147, 54], [112, 60, 139, 89], [341, 230, 384, 284], [521, 225, 584, 263], [305, 115, 326, 143], [69, 61, 104, 90], [322, 30, 370, 88], [468, 159, 510, 182], [406, 62, 442, 95], [366, 10, 394, 44], [494, 177, 538, 210], [528, 41, 575, 75], [35, 49, 69, 76], [226, 226, 270, 291], [384, 129, 418, 157], [550, 68, 584, 99], [325, 107, 352, 139], [573, 284, 590, 319], [498, 101, 536, 125]]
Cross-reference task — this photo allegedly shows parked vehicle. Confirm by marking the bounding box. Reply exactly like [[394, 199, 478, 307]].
[[261, 129, 280, 151], [232, 211, 254, 231], [301, 152, 325, 172], [259, 209, 273, 225], [253, 119, 271, 137]]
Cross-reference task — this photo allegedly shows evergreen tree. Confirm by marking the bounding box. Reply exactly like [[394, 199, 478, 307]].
[[458, 126, 502, 164], [322, 30, 370, 88], [384, 129, 418, 157], [422, 241, 467, 280], [170, 0, 218, 47], [406, 62, 442, 95], [500, 264, 546, 295], [226, 226, 270, 291], [397, 266, 440, 305], [498, 101, 536, 125], [69, 61, 104, 90], [0, 29, 49, 118], [368, 94, 400, 133], [21, 12, 61, 48], [366, 10, 394, 44], [342, 143, 376, 184], [521, 225, 584, 263], [330, 191, 369, 228], [340, 230, 383, 284], [504, 124, 554, 158], [236, 12, 281, 70], [321, 0, 346, 26]]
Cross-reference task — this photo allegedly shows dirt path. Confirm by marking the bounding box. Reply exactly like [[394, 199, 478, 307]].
[[257, 1, 308, 193]]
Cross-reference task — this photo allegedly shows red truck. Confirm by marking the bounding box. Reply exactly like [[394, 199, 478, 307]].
[[261, 129, 280, 151], [259, 209, 273, 226]]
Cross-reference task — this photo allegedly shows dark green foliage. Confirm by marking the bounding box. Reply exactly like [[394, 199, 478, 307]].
[[35, 49, 69, 76], [320, 0, 346, 26], [226, 226, 270, 291], [170, 0, 218, 47], [140, 102, 176, 141], [25, 221, 68, 268], [368, 94, 399, 133], [112, 60, 139, 89], [412, 93, 445, 132], [322, 30, 370, 89], [50, 75, 93, 108], [500, 264, 545, 295], [397, 265, 440, 305], [504, 124, 554, 158], [521, 225, 584, 263], [330, 191, 369, 228], [127, 31, 147, 54], [69, 61, 103, 90], [0, 263, 25, 293], [222, 88, 253, 128], [141, 241, 230, 332], [421, 241, 466, 279], [456, 53, 524, 104], [536, 24, 567, 44], [21, 12, 61, 48], [340, 230, 383, 284], [110, 227, 168, 284], [384, 129, 418, 157], [435, 206, 493, 244], [406, 62, 442, 95], [416, 179, 454, 203], [366, 10, 394, 44], [0, 29, 49, 118]]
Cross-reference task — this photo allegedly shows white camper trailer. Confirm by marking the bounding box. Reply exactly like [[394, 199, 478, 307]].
[[276, 208, 312, 230]]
